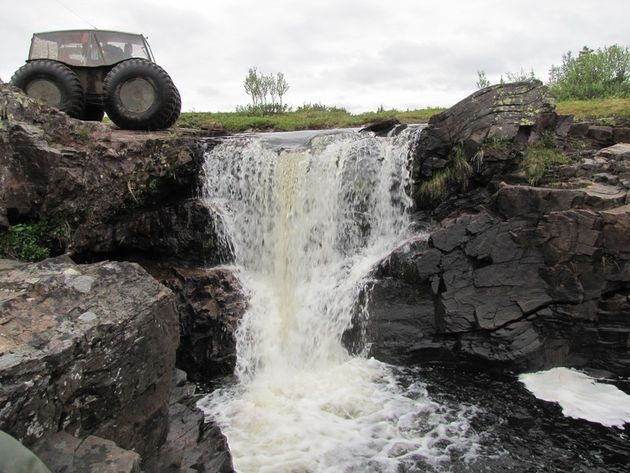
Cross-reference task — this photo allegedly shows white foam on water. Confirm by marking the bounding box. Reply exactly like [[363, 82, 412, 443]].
[[519, 367, 630, 428], [198, 130, 481, 472], [200, 358, 480, 473]]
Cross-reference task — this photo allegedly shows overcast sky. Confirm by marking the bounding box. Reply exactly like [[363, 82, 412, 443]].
[[2, 0, 629, 113]]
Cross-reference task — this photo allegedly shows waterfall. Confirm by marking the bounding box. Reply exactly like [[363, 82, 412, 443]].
[[197, 129, 479, 473]]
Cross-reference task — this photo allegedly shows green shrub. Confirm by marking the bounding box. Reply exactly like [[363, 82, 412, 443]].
[[0, 221, 69, 262], [549, 45, 630, 100]]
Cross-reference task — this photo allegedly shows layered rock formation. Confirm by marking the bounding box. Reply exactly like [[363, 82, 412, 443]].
[[368, 82, 630, 377]]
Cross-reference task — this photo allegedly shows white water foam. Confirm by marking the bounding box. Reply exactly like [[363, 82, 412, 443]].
[[519, 367, 630, 428], [198, 130, 480, 472]]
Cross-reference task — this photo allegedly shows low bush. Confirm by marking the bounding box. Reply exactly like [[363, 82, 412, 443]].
[[0, 221, 69, 262]]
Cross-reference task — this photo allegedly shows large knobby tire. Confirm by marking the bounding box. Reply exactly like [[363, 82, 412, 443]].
[[103, 59, 181, 130], [163, 86, 182, 129], [10, 60, 84, 118]]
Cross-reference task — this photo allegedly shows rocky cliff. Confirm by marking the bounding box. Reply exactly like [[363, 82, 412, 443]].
[[368, 81, 630, 377], [0, 82, 227, 263]]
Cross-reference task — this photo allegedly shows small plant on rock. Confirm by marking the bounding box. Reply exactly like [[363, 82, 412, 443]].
[[416, 144, 473, 206], [0, 220, 69, 262], [522, 143, 569, 185]]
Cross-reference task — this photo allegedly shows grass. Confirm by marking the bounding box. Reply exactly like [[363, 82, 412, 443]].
[[522, 143, 569, 185], [175, 97, 630, 133], [556, 97, 630, 123], [176, 107, 445, 133], [415, 145, 473, 206]]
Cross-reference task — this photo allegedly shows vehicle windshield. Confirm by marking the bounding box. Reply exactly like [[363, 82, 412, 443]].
[[28, 30, 153, 67]]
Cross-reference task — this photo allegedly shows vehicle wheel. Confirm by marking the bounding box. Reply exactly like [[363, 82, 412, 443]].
[[10, 60, 84, 118], [103, 59, 181, 130], [162, 85, 181, 129], [81, 103, 105, 122]]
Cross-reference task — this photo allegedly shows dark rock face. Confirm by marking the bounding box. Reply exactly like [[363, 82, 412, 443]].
[[142, 369, 235, 473], [369, 82, 630, 376], [370, 198, 630, 375], [0, 256, 179, 455], [75, 199, 230, 265], [143, 263, 247, 382]]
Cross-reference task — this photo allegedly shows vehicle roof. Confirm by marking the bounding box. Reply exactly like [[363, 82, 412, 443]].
[[33, 29, 145, 37]]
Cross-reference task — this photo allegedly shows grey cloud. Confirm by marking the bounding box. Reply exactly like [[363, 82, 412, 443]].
[[2, 0, 630, 112]]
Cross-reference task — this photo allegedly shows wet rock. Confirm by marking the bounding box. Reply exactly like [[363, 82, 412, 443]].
[[367, 239, 450, 364], [75, 199, 230, 265], [144, 402, 234, 473], [359, 118, 405, 136], [142, 369, 235, 473], [0, 256, 179, 456], [142, 263, 246, 382]]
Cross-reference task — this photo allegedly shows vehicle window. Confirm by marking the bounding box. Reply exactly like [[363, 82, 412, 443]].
[[29, 31, 152, 67], [93, 32, 152, 63]]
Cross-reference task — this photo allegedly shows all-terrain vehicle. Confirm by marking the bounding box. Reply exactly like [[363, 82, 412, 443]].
[[10, 30, 181, 130]]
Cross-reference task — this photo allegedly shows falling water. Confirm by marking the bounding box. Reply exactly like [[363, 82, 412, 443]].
[[197, 129, 479, 472]]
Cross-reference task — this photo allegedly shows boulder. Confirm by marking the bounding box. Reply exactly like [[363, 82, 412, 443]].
[[0, 256, 179, 457], [411, 81, 560, 209]]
